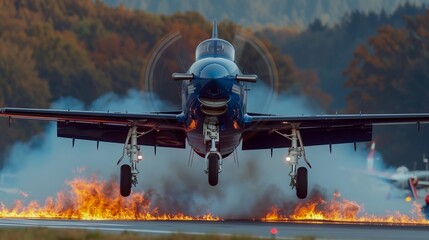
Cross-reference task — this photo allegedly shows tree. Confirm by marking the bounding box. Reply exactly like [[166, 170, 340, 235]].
[[29, 23, 111, 104], [91, 33, 146, 95], [344, 10, 429, 167], [261, 4, 426, 110], [0, 39, 50, 163]]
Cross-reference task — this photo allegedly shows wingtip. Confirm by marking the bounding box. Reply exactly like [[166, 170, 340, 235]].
[[1, 107, 13, 113]]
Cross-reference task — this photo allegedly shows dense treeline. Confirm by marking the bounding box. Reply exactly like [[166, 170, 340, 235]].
[[251, 3, 429, 168], [259, 3, 428, 109], [246, 3, 429, 167], [344, 10, 429, 167], [273, 3, 429, 167], [0, 0, 323, 166], [103, 0, 428, 28]]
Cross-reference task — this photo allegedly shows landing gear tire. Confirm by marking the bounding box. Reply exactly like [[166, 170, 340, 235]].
[[120, 164, 132, 197], [208, 154, 219, 186], [296, 167, 308, 199]]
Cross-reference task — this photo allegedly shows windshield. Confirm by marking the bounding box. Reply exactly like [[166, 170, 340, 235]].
[[195, 39, 235, 61]]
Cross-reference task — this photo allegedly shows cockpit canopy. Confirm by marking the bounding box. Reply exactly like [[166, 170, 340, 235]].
[[195, 39, 235, 61]]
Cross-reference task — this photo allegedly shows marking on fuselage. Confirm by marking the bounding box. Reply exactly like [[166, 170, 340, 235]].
[[232, 84, 241, 95], [188, 84, 196, 94]]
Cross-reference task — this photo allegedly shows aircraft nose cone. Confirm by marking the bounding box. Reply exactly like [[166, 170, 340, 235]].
[[198, 63, 230, 99], [200, 80, 227, 98], [199, 78, 230, 116], [199, 63, 228, 79]]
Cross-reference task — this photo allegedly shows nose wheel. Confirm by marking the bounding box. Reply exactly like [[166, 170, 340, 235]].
[[208, 154, 219, 186]]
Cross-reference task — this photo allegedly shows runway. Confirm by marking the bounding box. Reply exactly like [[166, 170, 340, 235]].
[[0, 219, 428, 240]]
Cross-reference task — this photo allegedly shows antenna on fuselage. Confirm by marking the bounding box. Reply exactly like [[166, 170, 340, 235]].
[[212, 19, 218, 38]]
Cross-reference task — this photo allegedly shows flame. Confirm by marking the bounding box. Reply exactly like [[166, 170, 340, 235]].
[[187, 119, 197, 130], [262, 192, 429, 225], [0, 176, 219, 221], [2, 176, 429, 224]]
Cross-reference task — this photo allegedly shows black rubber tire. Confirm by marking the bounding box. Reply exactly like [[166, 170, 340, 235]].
[[208, 154, 219, 186], [296, 167, 308, 199], [120, 164, 132, 197]]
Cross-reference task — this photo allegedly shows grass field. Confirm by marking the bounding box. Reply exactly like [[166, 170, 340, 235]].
[[0, 228, 317, 240]]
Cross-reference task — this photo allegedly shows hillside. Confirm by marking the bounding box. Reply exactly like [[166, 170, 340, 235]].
[[103, 0, 428, 28], [0, 0, 319, 165]]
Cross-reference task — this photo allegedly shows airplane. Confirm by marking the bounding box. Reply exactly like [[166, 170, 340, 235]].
[[366, 141, 429, 200], [3, 20, 429, 199]]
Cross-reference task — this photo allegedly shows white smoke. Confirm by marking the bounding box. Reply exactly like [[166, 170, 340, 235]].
[[0, 87, 416, 217]]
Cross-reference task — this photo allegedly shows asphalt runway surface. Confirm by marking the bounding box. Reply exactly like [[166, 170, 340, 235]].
[[0, 218, 429, 239]]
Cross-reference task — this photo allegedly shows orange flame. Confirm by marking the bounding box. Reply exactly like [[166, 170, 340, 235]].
[[3, 176, 429, 224], [0, 176, 219, 221], [262, 192, 429, 225]]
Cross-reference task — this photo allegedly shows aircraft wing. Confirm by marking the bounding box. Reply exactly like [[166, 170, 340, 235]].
[[242, 113, 429, 150], [0, 107, 186, 148]]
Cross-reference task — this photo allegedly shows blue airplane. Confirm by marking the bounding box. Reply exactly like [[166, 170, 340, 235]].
[[2, 20, 429, 199]]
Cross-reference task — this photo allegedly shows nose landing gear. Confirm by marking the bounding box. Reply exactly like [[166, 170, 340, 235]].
[[204, 117, 222, 186]]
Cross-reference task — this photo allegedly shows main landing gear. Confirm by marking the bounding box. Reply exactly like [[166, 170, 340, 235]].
[[275, 126, 311, 199], [117, 126, 153, 197], [204, 118, 222, 186]]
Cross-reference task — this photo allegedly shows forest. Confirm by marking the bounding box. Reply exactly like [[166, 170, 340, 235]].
[[104, 0, 428, 28], [1, 0, 429, 168]]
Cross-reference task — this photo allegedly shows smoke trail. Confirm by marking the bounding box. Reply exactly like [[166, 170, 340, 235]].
[[0, 87, 415, 218]]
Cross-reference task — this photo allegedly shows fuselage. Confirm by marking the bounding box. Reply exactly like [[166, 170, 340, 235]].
[[181, 37, 246, 158]]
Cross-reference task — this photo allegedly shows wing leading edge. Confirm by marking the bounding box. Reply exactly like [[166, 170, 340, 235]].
[[1, 107, 186, 148], [242, 113, 429, 150]]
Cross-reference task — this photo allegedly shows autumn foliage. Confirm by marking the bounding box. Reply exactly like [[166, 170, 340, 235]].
[[344, 10, 429, 167], [0, 0, 327, 163]]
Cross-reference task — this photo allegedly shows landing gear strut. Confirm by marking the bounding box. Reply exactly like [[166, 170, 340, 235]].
[[276, 126, 311, 199], [117, 126, 153, 197], [204, 117, 222, 186]]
